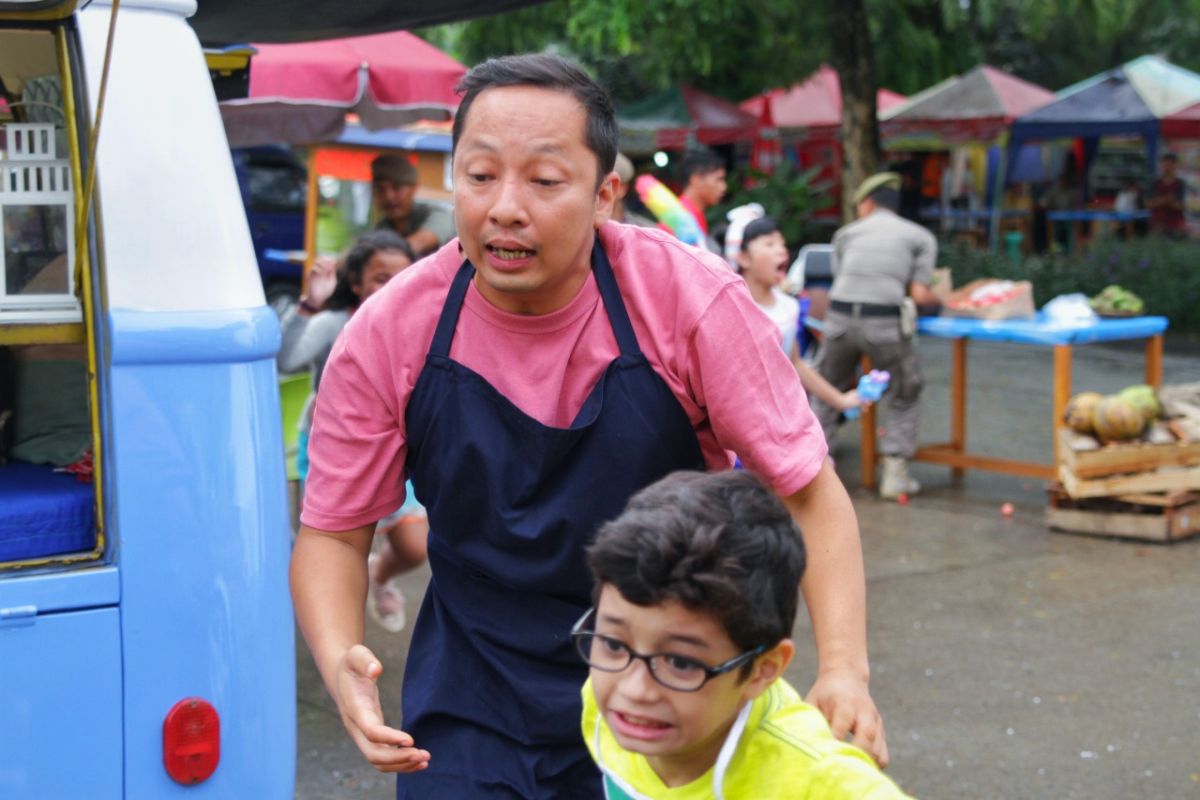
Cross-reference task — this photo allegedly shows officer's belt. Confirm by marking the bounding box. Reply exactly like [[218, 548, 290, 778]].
[[829, 300, 901, 318]]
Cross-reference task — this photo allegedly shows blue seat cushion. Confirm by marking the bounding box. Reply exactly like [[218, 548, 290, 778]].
[[0, 460, 96, 561]]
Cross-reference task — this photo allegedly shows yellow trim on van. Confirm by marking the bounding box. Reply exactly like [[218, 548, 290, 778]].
[[57, 24, 105, 564], [0, 322, 84, 345]]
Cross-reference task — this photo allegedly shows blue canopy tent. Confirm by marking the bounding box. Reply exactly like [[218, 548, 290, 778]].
[[994, 55, 1200, 243]]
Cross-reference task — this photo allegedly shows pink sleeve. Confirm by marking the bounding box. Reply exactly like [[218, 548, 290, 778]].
[[301, 329, 408, 532], [685, 283, 828, 496]]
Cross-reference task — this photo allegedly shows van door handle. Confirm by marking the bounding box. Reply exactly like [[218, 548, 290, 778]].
[[0, 605, 37, 628]]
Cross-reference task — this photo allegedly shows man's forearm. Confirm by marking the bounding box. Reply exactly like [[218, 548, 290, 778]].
[[781, 461, 870, 679], [291, 524, 375, 697]]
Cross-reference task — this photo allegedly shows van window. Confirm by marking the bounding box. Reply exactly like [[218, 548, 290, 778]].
[[0, 25, 101, 569]]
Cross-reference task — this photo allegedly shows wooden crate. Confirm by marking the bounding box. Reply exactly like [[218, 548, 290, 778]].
[[1057, 428, 1200, 480], [1045, 487, 1200, 543], [1058, 462, 1200, 499]]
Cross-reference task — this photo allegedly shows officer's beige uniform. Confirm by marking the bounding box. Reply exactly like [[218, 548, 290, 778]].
[[813, 205, 936, 463]]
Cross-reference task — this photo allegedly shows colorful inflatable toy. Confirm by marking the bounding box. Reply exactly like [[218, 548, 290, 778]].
[[634, 174, 705, 247]]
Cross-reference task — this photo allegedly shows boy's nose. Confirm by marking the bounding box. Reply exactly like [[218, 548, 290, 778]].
[[617, 658, 661, 702]]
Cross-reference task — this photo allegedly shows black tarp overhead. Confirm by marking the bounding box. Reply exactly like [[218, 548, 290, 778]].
[[189, 0, 551, 45]]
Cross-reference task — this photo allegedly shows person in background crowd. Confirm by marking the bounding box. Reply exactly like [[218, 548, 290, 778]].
[[371, 154, 457, 256], [813, 172, 939, 500], [675, 147, 726, 253], [731, 213, 863, 417], [612, 152, 656, 228], [1146, 152, 1187, 238], [277, 229, 427, 633]]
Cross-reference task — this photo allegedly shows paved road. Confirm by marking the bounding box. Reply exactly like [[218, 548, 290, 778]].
[[294, 335, 1200, 799]]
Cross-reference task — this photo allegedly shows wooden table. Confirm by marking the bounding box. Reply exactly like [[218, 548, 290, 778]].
[[859, 314, 1170, 489]]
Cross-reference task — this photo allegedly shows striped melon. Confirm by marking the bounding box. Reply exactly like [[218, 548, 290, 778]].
[[1091, 396, 1147, 443], [1063, 392, 1104, 435]]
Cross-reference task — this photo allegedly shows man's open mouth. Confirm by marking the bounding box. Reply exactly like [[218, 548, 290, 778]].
[[487, 245, 536, 261]]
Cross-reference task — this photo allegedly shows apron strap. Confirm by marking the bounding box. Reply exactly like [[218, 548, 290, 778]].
[[431, 241, 643, 359], [428, 261, 475, 358], [590, 239, 642, 358]]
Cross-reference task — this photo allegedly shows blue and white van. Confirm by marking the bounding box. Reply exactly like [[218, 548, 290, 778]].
[[0, 1, 294, 796]]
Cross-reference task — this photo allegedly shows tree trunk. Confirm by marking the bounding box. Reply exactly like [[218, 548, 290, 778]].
[[830, 0, 881, 222]]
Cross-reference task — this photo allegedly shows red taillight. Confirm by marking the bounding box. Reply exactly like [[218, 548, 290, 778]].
[[163, 698, 220, 785]]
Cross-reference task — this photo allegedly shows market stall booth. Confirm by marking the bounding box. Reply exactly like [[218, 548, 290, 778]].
[[1006, 55, 1200, 245], [879, 64, 1055, 246], [218, 30, 465, 148], [740, 65, 905, 208], [617, 85, 761, 156]]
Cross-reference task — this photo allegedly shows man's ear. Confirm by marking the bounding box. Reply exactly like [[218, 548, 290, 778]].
[[594, 171, 619, 228], [742, 639, 795, 701]]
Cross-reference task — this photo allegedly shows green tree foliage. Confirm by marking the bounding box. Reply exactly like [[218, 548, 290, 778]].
[[423, 0, 1200, 103]]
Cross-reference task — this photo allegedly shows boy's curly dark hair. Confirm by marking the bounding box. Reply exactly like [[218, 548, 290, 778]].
[[587, 470, 806, 655]]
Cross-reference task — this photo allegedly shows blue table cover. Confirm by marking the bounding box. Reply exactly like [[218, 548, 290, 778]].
[[1046, 210, 1150, 222], [0, 461, 96, 561], [918, 313, 1168, 346]]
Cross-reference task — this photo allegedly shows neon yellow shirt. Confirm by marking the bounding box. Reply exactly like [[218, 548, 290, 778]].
[[581, 678, 913, 799]]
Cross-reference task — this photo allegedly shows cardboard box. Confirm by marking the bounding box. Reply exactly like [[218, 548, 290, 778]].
[[929, 267, 953, 303], [942, 278, 1035, 321]]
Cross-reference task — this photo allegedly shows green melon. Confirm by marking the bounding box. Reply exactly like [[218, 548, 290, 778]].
[[1117, 384, 1160, 423], [1091, 396, 1147, 443], [1063, 392, 1104, 434]]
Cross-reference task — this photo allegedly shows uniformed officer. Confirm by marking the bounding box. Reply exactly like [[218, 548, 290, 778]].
[[813, 172, 940, 499]]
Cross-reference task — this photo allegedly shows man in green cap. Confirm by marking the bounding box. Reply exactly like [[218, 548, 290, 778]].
[[371, 153, 457, 257], [813, 171, 940, 499]]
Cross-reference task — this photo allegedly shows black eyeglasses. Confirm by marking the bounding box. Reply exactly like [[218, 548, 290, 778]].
[[570, 607, 766, 692]]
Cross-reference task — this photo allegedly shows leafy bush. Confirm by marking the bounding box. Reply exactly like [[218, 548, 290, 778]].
[[940, 238, 1200, 332], [711, 161, 837, 253]]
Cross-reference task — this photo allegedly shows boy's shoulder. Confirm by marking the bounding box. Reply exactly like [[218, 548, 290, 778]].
[[731, 680, 912, 799], [582, 678, 912, 799]]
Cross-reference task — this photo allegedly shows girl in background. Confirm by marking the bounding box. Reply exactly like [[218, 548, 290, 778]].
[[278, 229, 426, 632], [733, 215, 864, 416]]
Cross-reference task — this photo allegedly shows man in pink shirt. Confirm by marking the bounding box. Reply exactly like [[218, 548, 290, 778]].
[[291, 54, 887, 799]]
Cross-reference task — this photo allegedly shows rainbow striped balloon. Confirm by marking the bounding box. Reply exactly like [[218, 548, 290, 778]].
[[634, 175, 705, 247]]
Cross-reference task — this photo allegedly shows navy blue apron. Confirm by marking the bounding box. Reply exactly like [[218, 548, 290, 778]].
[[397, 240, 706, 799]]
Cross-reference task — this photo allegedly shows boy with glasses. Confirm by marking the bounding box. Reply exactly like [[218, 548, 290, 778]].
[[575, 470, 910, 798]]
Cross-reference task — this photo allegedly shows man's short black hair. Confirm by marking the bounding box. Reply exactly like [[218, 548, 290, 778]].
[[452, 53, 618, 188], [587, 470, 806, 657], [869, 186, 901, 212], [680, 148, 725, 185]]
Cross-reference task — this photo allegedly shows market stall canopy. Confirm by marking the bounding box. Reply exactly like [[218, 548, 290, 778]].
[[189, 0, 551, 45], [219, 31, 466, 148], [618, 86, 760, 155], [740, 65, 905, 134], [1162, 99, 1200, 138], [881, 65, 1054, 147], [1011, 55, 1200, 144]]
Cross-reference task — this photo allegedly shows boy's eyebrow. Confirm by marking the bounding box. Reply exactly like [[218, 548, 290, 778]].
[[664, 633, 711, 650], [597, 612, 628, 627]]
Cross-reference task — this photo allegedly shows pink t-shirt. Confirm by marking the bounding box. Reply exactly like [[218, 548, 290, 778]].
[[303, 221, 827, 531]]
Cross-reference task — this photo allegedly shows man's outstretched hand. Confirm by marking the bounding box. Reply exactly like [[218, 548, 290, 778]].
[[336, 644, 431, 773], [807, 668, 889, 768]]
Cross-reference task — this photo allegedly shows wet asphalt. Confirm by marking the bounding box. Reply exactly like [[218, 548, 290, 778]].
[[293, 334, 1200, 800]]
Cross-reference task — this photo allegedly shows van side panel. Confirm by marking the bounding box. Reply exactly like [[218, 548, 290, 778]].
[[109, 307, 294, 798], [0, 607, 123, 800]]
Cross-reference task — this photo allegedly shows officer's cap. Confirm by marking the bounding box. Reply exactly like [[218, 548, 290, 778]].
[[852, 171, 901, 205]]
